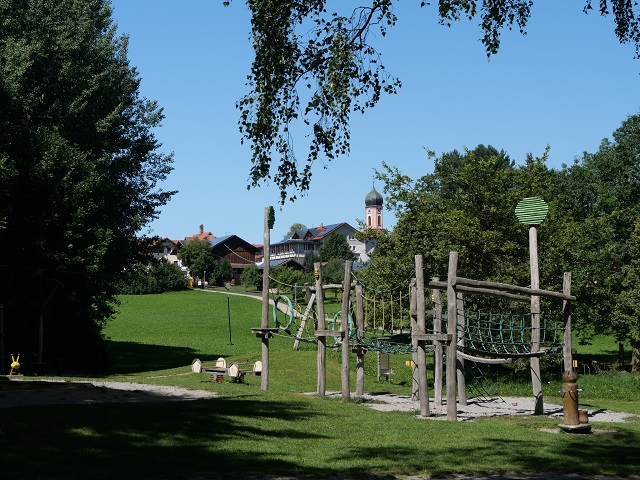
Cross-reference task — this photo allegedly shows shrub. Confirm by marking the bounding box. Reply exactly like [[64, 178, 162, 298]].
[[118, 258, 187, 294]]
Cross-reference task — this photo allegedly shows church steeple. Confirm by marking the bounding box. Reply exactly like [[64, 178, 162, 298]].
[[365, 184, 383, 230]]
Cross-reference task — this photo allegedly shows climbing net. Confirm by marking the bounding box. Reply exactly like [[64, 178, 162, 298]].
[[267, 273, 565, 358], [350, 274, 415, 354], [458, 309, 564, 357]]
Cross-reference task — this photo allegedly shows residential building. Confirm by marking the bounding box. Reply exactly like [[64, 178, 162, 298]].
[[258, 187, 385, 266], [184, 224, 215, 243], [208, 235, 260, 285], [151, 238, 188, 272], [269, 222, 370, 264]]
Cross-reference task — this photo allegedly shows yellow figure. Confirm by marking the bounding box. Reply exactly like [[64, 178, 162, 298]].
[[10, 354, 20, 375]]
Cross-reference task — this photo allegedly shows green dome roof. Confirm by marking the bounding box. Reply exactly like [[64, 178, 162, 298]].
[[365, 186, 383, 207]]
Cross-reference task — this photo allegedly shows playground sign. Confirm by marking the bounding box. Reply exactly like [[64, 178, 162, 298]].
[[515, 197, 548, 225]]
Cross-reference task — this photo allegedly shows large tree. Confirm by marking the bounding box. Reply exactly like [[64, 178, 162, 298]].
[[615, 219, 640, 372], [231, 0, 640, 203], [363, 115, 640, 367], [178, 238, 216, 282], [549, 113, 640, 367], [0, 0, 175, 371], [319, 231, 355, 262], [365, 145, 533, 290]]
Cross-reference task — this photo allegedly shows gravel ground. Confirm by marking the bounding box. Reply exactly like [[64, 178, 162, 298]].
[[2, 378, 636, 425], [0, 377, 216, 409], [317, 391, 638, 423]]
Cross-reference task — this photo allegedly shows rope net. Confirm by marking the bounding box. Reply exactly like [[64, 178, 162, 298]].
[[266, 273, 565, 358], [437, 308, 564, 357]]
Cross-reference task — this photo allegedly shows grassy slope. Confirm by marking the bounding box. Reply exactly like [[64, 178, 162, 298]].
[[1, 290, 638, 479]]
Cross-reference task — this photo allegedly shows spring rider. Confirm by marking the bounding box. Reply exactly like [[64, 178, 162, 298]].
[[10, 354, 20, 375]]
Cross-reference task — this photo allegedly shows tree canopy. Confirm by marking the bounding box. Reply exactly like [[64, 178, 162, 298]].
[[319, 231, 355, 262], [360, 114, 640, 370], [230, 0, 640, 203], [240, 263, 262, 290], [178, 238, 216, 281], [0, 0, 175, 370], [363, 145, 533, 292], [284, 223, 307, 237]]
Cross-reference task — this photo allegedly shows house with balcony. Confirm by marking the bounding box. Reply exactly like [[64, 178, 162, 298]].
[[262, 186, 385, 266], [269, 222, 372, 265]]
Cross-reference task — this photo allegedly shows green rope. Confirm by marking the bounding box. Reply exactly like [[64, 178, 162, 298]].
[[448, 308, 564, 357]]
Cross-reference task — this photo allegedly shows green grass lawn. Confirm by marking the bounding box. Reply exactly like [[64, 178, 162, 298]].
[[1, 289, 639, 479]]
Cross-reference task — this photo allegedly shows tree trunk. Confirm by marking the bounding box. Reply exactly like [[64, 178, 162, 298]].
[[632, 339, 640, 373]]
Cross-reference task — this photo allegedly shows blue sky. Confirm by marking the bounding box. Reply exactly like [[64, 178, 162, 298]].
[[110, 1, 639, 244]]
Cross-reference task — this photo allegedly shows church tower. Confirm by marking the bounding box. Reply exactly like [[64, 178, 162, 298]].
[[365, 185, 384, 230]]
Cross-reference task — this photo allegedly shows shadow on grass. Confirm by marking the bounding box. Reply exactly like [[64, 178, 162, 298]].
[[107, 340, 220, 374], [2, 392, 639, 479], [339, 430, 640, 478], [0, 396, 331, 479], [574, 347, 622, 369]]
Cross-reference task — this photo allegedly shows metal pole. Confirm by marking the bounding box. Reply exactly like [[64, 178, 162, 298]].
[[38, 276, 43, 363], [227, 296, 233, 345], [0, 303, 4, 375]]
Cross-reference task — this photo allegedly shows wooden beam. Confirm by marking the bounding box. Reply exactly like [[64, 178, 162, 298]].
[[454, 285, 531, 303], [455, 277, 576, 302]]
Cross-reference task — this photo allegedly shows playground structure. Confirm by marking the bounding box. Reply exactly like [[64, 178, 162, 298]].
[[253, 203, 583, 425], [199, 357, 263, 383], [259, 252, 576, 421]]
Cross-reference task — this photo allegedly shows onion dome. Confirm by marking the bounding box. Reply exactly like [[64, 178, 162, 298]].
[[365, 185, 383, 207]]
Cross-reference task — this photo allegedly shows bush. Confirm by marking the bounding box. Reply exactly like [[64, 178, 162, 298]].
[[118, 258, 188, 294], [240, 263, 262, 290]]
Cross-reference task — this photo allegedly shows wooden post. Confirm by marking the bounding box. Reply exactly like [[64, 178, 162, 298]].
[[432, 279, 443, 406], [341, 260, 353, 401], [260, 207, 271, 391], [456, 292, 467, 406], [315, 262, 327, 396], [410, 278, 418, 401], [355, 283, 365, 396], [446, 251, 459, 421], [415, 255, 430, 417], [529, 226, 543, 414], [562, 272, 573, 373]]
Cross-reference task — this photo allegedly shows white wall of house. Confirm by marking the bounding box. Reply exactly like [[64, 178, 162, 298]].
[[153, 240, 188, 273], [269, 223, 371, 264]]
